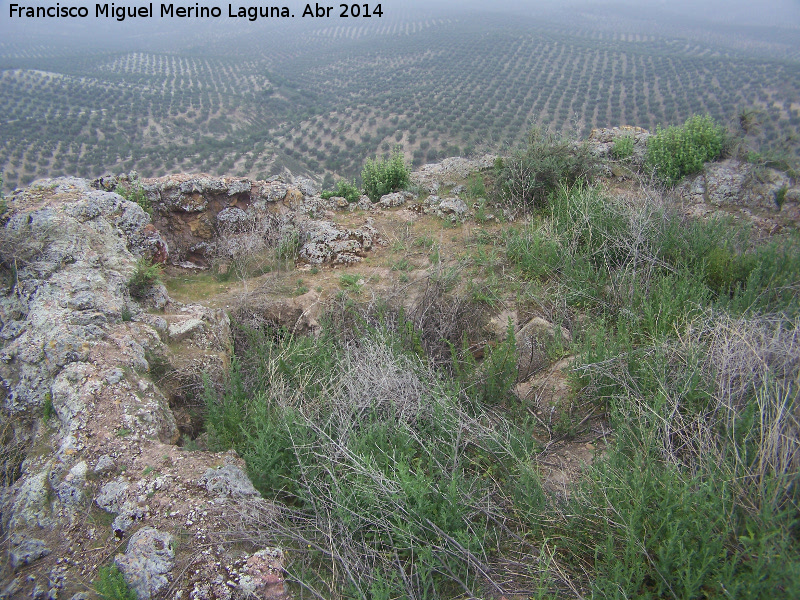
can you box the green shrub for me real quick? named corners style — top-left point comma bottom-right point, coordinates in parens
top-left (205, 317), bottom-right (539, 599)
top-left (320, 178), bottom-right (361, 203)
top-left (465, 171), bottom-right (486, 199)
top-left (42, 392), bottom-right (55, 421)
top-left (127, 257), bottom-right (163, 299)
top-left (95, 564), bottom-right (136, 600)
top-left (361, 147), bottom-right (410, 202)
top-left (561, 312), bottom-right (800, 599)
top-left (338, 273), bottom-right (364, 293)
top-left (775, 185), bottom-right (788, 209)
top-left (494, 127), bottom-right (599, 210)
top-left (646, 115), bottom-right (727, 185)
top-left (275, 230), bottom-right (300, 261)
top-left (116, 180), bottom-right (152, 216)
top-left (611, 134), bottom-right (635, 159)
top-left (505, 223), bottom-right (563, 280)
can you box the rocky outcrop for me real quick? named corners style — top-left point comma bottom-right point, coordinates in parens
top-left (588, 126), bottom-right (651, 169)
top-left (411, 155), bottom-right (496, 194)
top-left (297, 218), bottom-right (385, 265)
top-left (674, 158), bottom-right (800, 234)
top-left (95, 173), bottom-right (389, 269)
top-left (0, 178), bottom-right (284, 600)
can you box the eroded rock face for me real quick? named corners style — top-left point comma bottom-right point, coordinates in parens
top-left (674, 159), bottom-right (800, 235)
top-left (297, 218), bottom-right (384, 265)
top-left (411, 155), bottom-right (496, 194)
top-left (95, 173), bottom-right (388, 268)
top-left (0, 179), bottom-right (283, 600)
top-left (134, 173), bottom-right (297, 266)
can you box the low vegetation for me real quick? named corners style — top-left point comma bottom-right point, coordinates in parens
top-left (493, 127), bottom-right (599, 210)
top-left (645, 114), bottom-right (727, 184)
top-left (321, 179), bottom-right (361, 203)
top-left (127, 257), bottom-right (163, 299)
top-left (116, 180), bottom-right (152, 216)
top-left (94, 564), bottom-right (137, 600)
top-left (361, 147), bottom-right (411, 202)
top-left (611, 133), bottom-right (635, 159)
top-left (202, 138), bottom-right (800, 597)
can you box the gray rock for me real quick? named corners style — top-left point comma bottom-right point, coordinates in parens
top-left (96, 480), bottom-right (129, 513)
top-left (517, 317), bottom-right (572, 381)
top-left (94, 455), bottom-right (116, 474)
top-left (262, 182), bottom-right (289, 202)
top-left (105, 369), bottom-right (125, 385)
top-left (111, 501), bottom-right (144, 536)
top-left (378, 192), bottom-right (407, 208)
top-left (226, 179), bottom-right (252, 196)
top-left (114, 527), bottom-right (175, 600)
top-left (6, 470), bottom-right (53, 531)
top-left (199, 464), bottom-right (260, 498)
top-left (785, 187), bottom-right (800, 203)
top-left (411, 155), bottom-right (496, 193)
top-left (298, 242), bottom-right (332, 264)
top-left (216, 207), bottom-right (250, 228)
top-left (1, 578), bottom-right (21, 598)
top-left (330, 196), bottom-right (349, 209)
top-left (30, 177), bottom-right (91, 195)
top-left (9, 538), bottom-right (50, 571)
top-left (437, 197), bottom-right (468, 217)
top-left (293, 177), bottom-right (318, 196)
top-left (55, 462), bottom-right (87, 509)
top-left (703, 159), bottom-right (790, 210)
top-left (705, 160), bottom-right (751, 206)
top-left (167, 318), bottom-right (205, 343)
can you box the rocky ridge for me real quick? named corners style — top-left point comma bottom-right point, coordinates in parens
top-left (0, 146), bottom-right (797, 599)
top-left (0, 178), bottom-right (286, 600)
top-left (0, 154), bottom-right (496, 599)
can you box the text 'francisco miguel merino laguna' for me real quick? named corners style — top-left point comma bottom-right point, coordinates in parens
top-left (9, 3), bottom-right (384, 20)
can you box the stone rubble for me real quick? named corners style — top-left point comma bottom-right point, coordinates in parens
top-left (0, 178), bottom-right (285, 600)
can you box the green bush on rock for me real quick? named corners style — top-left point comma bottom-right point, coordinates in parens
top-left (646, 114), bottom-right (727, 185)
top-left (320, 178), bottom-right (361, 203)
top-left (494, 127), bottom-right (599, 210)
top-left (361, 147), bottom-right (411, 202)
top-left (127, 257), bottom-right (163, 299)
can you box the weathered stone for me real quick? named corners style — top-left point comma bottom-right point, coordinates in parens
top-left (216, 207), bottom-right (250, 228)
top-left (0, 176), bottom-right (270, 600)
top-left (6, 470), bottom-right (53, 531)
top-left (114, 527), bottom-right (175, 600)
top-left (411, 155), bottom-right (496, 193)
top-left (112, 501), bottom-right (145, 536)
top-left (94, 455), bottom-right (116, 474)
top-left (9, 538), bottom-right (50, 571)
top-left (703, 159), bottom-right (791, 210)
top-left (517, 317), bottom-right (572, 381)
top-left (239, 548), bottom-right (289, 600)
top-left (95, 480), bottom-right (129, 513)
top-left (378, 192), bottom-right (407, 208)
top-left (437, 197), bottom-right (468, 217)
top-left (283, 188), bottom-right (304, 208)
top-left (199, 464), bottom-right (260, 498)
top-left (167, 318), bottom-right (206, 343)
top-left (331, 196), bottom-right (349, 209)
top-left (54, 461), bottom-right (87, 509)
top-left (292, 176), bottom-right (318, 197)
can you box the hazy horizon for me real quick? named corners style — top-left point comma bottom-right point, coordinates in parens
top-left (1, 0), bottom-right (798, 43)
